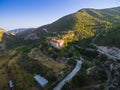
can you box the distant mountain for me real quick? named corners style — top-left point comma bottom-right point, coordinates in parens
top-left (9, 28), bottom-right (34, 35)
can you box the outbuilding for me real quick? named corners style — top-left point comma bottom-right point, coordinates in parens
top-left (34, 74), bottom-right (48, 87)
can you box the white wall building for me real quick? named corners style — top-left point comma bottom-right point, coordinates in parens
top-left (50, 39), bottom-right (64, 48)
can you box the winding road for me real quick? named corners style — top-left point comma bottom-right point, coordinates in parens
top-left (91, 32), bottom-right (120, 90)
top-left (53, 59), bottom-right (83, 90)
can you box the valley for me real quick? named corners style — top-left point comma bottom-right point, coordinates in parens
top-left (0, 6), bottom-right (120, 90)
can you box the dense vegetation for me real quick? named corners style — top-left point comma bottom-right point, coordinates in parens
top-left (94, 25), bottom-right (120, 47)
top-left (62, 57), bottom-right (108, 90)
top-left (30, 6), bottom-right (120, 44)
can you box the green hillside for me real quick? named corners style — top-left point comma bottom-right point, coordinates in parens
top-left (94, 25), bottom-right (120, 48)
top-left (31, 6), bottom-right (120, 43)
top-left (14, 6), bottom-right (120, 46)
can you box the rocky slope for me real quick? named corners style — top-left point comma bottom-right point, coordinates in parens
top-left (9, 28), bottom-right (34, 35)
top-left (0, 28), bottom-right (15, 50)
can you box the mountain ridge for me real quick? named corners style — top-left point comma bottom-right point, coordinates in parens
top-left (19, 6), bottom-right (120, 42)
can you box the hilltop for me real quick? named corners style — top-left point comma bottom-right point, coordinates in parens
top-left (15, 6), bottom-right (120, 44)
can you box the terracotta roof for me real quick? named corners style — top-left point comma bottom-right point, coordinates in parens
top-left (51, 39), bottom-right (64, 43)
top-left (51, 39), bottom-right (58, 43)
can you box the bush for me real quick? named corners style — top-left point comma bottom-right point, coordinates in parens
top-left (72, 70), bottom-right (89, 86)
top-left (47, 74), bottom-right (57, 83)
top-left (97, 70), bottom-right (107, 81)
top-left (109, 87), bottom-right (116, 90)
top-left (82, 60), bottom-right (93, 69)
top-left (62, 82), bottom-right (71, 90)
top-left (67, 59), bottom-right (76, 65)
top-left (99, 85), bottom-right (105, 90)
top-left (95, 60), bottom-right (101, 66)
top-left (99, 54), bottom-right (108, 62)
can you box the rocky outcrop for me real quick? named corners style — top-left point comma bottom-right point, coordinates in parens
top-left (24, 33), bottom-right (39, 40)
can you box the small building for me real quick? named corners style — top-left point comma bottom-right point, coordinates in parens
top-left (50, 39), bottom-right (64, 48)
top-left (8, 80), bottom-right (15, 90)
top-left (34, 74), bottom-right (48, 87)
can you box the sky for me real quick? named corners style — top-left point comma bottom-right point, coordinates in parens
top-left (0, 0), bottom-right (120, 30)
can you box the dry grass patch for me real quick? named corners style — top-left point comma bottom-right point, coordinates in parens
top-left (28, 48), bottom-right (67, 73)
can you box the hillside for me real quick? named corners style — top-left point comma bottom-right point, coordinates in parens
top-left (0, 6), bottom-right (120, 90)
top-left (36, 7), bottom-right (119, 34)
top-left (0, 28), bottom-right (16, 50)
top-left (9, 28), bottom-right (35, 35)
top-left (14, 6), bottom-right (120, 45)
top-left (0, 28), bottom-right (6, 42)
top-left (94, 25), bottom-right (120, 48)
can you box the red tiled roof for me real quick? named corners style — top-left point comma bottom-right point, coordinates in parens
top-left (50, 39), bottom-right (64, 43)
top-left (51, 39), bottom-right (58, 43)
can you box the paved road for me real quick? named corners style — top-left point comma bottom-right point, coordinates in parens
top-left (92, 43), bottom-right (119, 60)
top-left (91, 33), bottom-right (120, 90)
top-left (53, 59), bottom-right (83, 90)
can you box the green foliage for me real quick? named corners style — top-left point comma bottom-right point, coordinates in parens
top-left (47, 74), bottom-right (57, 83)
top-left (95, 60), bottom-right (101, 66)
top-left (109, 87), bottom-right (116, 90)
top-left (1, 86), bottom-right (7, 90)
top-left (10, 46), bottom-right (31, 59)
top-left (62, 82), bottom-right (71, 90)
top-left (95, 25), bottom-right (120, 48)
top-left (99, 85), bottom-right (105, 90)
top-left (24, 74), bottom-right (35, 82)
top-left (33, 7), bottom-right (120, 46)
top-left (16, 46), bottom-right (30, 53)
top-left (67, 59), bottom-right (76, 65)
top-left (82, 59), bottom-right (93, 69)
top-left (99, 54), bottom-right (108, 62)
top-left (76, 46), bottom-right (99, 58)
top-left (72, 69), bottom-right (89, 86)
top-left (6, 36), bottom-right (41, 50)
top-left (18, 54), bottom-right (47, 76)
top-left (97, 70), bottom-right (107, 81)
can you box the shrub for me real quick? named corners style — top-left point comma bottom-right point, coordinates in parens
top-left (99, 54), bottom-right (108, 62)
top-left (62, 82), bottom-right (71, 90)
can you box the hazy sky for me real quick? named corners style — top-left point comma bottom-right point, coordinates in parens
top-left (0, 0), bottom-right (120, 30)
